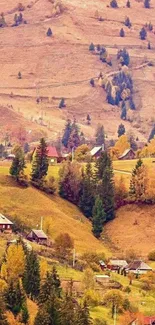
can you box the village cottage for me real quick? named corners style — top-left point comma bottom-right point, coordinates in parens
top-left (27, 229), bottom-right (48, 245)
top-left (126, 260), bottom-right (152, 274)
top-left (0, 214), bottom-right (13, 233)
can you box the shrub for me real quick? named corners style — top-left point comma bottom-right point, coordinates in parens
top-left (18, 3), bottom-right (25, 11)
top-left (148, 250), bottom-right (155, 261)
top-left (110, 0), bottom-right (118, 8)
top-left (120, 28), bottom-right (125, 37)
top-left (117, 48), bottom-right (130, 66)
top-left (83, 289), bottom-right (101, 307)
top-left (148, 41), bottom-right (151, 49)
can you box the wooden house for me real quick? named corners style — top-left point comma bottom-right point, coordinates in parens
top-left (90, 145), bottom-right (104, 159)
top-left (0, 214), bottom-right (13, 233)
top-left (47, 146), bottom-right (59, 164)
top-left (126, 260), bottom-right (152, 274)
top-left (107, 259), bottom-right (128, 271)
top-left (118, 148), bottom-right (135, 160)
top-left (95, 275), bottom-right (110, 284)
top-left (27, 229), bottom-right (48, 245)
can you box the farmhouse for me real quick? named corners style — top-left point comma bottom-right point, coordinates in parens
top-left (0, 214), bottom-right (13, 233)
top-left (47, 146), bottom-right (59, 164)
top-left (107, 259), bottom-right (128, 271)
top-left (118, 148), bottom-right (135, 160)
top-left (126, 260), bottom-right (152, 274)
top-left (90, 144), bottom-right (104, 159)
top-left (27, 229), bottom-right (48, 245)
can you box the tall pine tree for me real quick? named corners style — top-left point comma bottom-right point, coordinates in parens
top-left (95, 152), bottom-right (115, 222)
top-left (23, 250), bottom-right (40, 300)
top-left (92, 196), bottom-right (106, 238)
top-left (79, 162), bottom-right (95, 218)
top-left (95, 125), bottom-right (105, 146)
top-left (31, 138), bottom-right (49, 183)
top-left (9, 146), bottom-right (26, 181)
top-left (0, 295), bottom-right (8, 325)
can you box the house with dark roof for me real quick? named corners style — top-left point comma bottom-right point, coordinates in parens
top-left (27, 229), bottom-right (48, 245)
top-left (118, 148), bottom-right (135, 160)
top-left (126, 260), bottom-right (152, 274)
top-left (47, 146), bottom-right (59, 164)
top-left (0, 214), bottom-right (13, 233)
top-left (90, 145), bottom-right (104, 159)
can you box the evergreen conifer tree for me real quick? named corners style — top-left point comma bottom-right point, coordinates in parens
top-left (9, 146), bottom-right (26, 181)
top-left (21, 304), bottom-right (29, 324)
top-left (5, 280), bottom-right (26, 316)
top-left (121, 101), bottom-right (127, 120)
top-left (92, 196), bottom-right (105, 238)
top-left (117, 123), bottom-right (125, 137)
top-left (126, 0), bottom-right (130, 7)
top-left (31, 138), bottom-right (49, 183)
top-left (148, 125), bottom-right (155, 141)
top-left (79, 162), bottom-right (95, 218)
top-left (89, 43), bottom-right (95, 51)
top-left (39, 267), bottom-right (61, 305)
top-left (144, 0), bottom-right (150, 8)
top-left (34, 308), bottom-right (50, 325)
top-left (47, 28), bottom-right (52, 37)
top-left (23, 250), bottom-right (40, 300)
top-left (140, 27), bottom-right (147, 40)
top-left (62, 119), bottom-right (72, 148)
top-left (120, 28), bottom-right (125, 37)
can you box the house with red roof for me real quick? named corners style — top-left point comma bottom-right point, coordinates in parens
top-left (143, 316), bottom-right (155, 325)
top-left (47, 146), bottom-right (59, 164)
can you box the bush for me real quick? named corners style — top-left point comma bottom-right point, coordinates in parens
top-left (148, 250), bottom-right (155, 261)
top-left (83, 289), bottom-right (101, 307)
top-left (18, 71), bottom-right (22, 79)
top-left (110, 0), bottom-right (118, 8)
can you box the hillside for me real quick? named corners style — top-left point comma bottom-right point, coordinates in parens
top-left (105, 204), bottom-right (155, 257)
top-left (0, 172), bottom-right (108, 254)
top-left (0, 0), bottom-right (155, 142)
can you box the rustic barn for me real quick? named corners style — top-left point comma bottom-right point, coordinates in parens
top-left (126, 260), bottom-right (152, 274)
top-left (27, 229), bottom-right (48, 245)
top-left (90, 145), bottom-right (104, 159)
top-left (0, 214), bottom-right (13, 233)
top-left (118, 148), bottom-right (135, 160)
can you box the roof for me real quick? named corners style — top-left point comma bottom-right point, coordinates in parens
top-left (109, 259), bottom-right (128, 267)
top-left (95, 275), bottom-right (109, 278)
top-left (144, 316), bottom-right (155, 325)
top-left (28, 229), bottom-right (48, 239)
top-left (90, 146), bottom-right (102, 156)
top-left (127, 260), bottom-right (152, 271)
top-left (99, 260), bottom-right (106, 266)
top-left (47, 146), bottom-right (59, 158)
top-left (0, 214), bottom-right (13, 225)
top-left (119, 148), bottom-right (135, 159)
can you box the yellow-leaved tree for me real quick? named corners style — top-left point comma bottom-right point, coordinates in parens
top-left (1, 244), bottom-right (25, 282)
top-left (114, 135), bottom-right (130, 157)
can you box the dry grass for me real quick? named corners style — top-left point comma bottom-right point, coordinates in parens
top-left (0, 0), bottom-right (154, 142)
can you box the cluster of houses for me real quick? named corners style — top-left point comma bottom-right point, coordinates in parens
top-left (4, 143), bottom-right (136, 164)
top-left (99, 258), bottom-right (153, 275)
